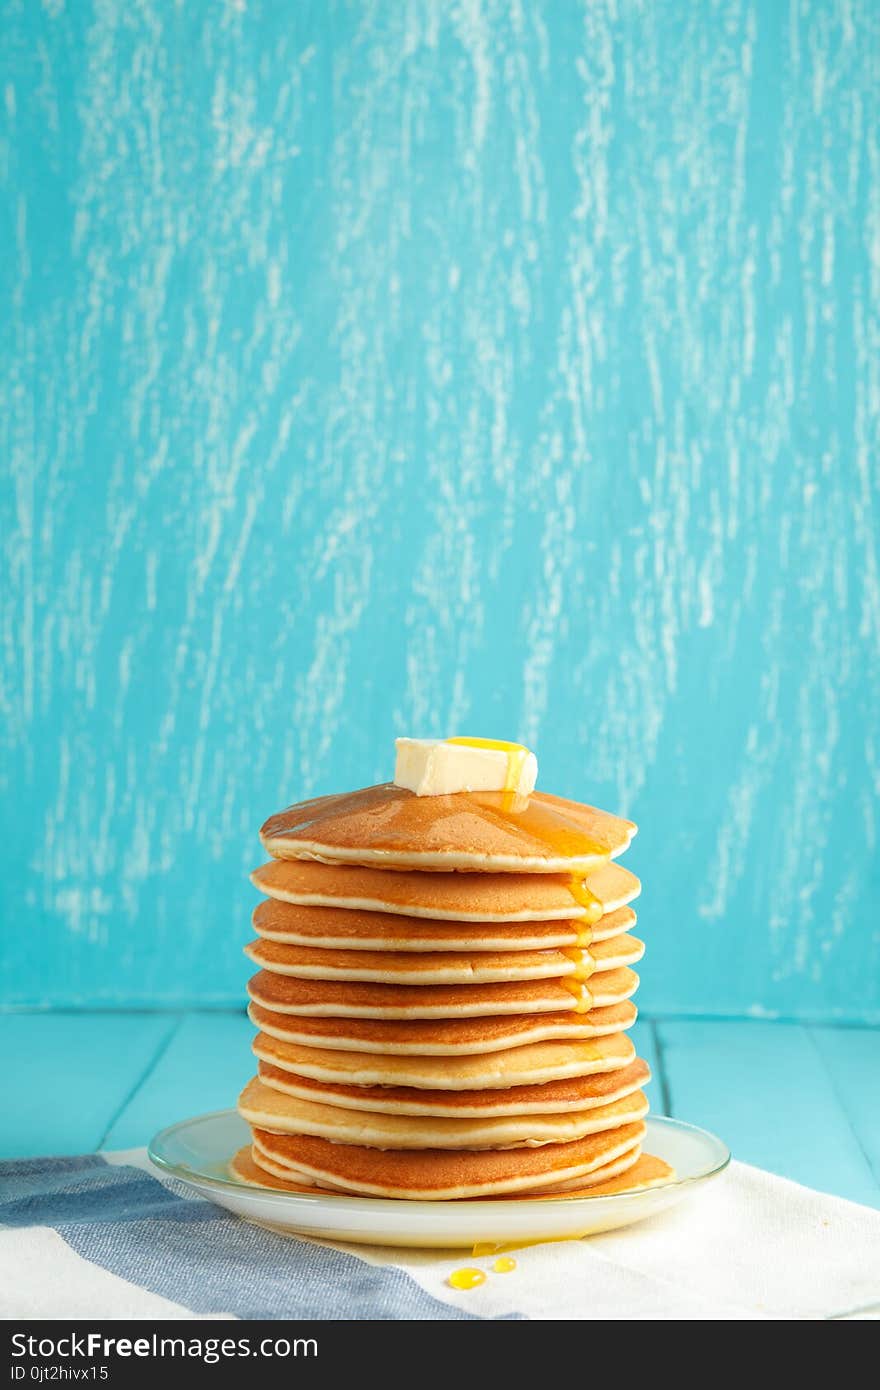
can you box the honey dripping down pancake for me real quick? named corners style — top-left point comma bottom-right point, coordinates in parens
top-left (247, 967), bottom-right (639, 1019)
top-left (251, 897), bottom-right (638, 951)
top-left (247, 1001), bottom-right (639, 1053)
top-left (243, 932), bottom-right (645, 985)
top-left (250, 859), bottom-right (641, 925)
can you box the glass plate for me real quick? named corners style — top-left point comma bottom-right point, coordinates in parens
top-left (148, 1111), bottom-right (729, 1248)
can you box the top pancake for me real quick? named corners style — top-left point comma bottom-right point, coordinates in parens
top-left (260, 783), bottom-right (636, 873)
top-left (251, 858), bottom-right (641, 924)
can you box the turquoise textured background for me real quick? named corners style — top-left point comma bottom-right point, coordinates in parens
top-left (2, 1), bottom-right (878, 1019)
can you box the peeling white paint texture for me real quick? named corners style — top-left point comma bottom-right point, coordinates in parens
top-left (0, 1), bottom-right (877, 1017)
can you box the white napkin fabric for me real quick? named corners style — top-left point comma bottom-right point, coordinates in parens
top-left (1, 1149), bottom-right (877, 1320)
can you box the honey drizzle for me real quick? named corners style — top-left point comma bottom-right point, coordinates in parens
top-left (568, 874), bottom-right (604, 923)
top-left (447, 741), bottom-right (614, 865)
top-left (448, 1267), bottom-right (486, 1290)
top-left (267, 773), bottom-right (617, 865)
top-left (435, 756), bottom-right (607, 1000)
top-left (574, 921), bottom-right (594, 948)
top-left (561, 946), bottom-right (596, 981)
top-left (560, 977), bottom-right (593, 1012)
top-left (562, 873), bottom-right (600, 1008)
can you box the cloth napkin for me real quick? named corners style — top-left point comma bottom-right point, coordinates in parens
top-left (1, 1148), bottom-right (878, 1321)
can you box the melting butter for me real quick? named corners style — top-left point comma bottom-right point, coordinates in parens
top-left (447, 737), bottom-right (530, 797)
top-left (395, 737), bottom-right (537, 798)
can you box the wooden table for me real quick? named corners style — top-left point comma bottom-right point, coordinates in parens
top-left (4, 1013), bottom-right (878, 1210)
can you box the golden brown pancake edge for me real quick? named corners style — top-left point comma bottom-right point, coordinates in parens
top-left (260, 784), bottom-right (636, 873)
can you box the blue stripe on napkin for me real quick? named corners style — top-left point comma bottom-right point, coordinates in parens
top-left (0, 1156), bottom-right (487, 1320)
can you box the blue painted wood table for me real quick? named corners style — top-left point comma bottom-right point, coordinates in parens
top-left (3, 1013), bottom-right (878, 1211)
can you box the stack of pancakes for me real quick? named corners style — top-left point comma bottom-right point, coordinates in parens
top-left (232, 784), bottom-right (672, 1200)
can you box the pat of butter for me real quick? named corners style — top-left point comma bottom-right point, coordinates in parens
top-left (394, 737), bottom-right (538, 798)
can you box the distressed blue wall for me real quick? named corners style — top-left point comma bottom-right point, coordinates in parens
top-left (2, 1), bottom-right (878, 1019)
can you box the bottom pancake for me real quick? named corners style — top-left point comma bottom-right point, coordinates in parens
top-left (250, 1121), bottom-right (646, 1199)
top-left (487, 1151), bottom-right (673, 1198)
top-left (244, 1145), bottom-right (645, 1195)
top-left (230, 1144), bottom-right (672, 1199)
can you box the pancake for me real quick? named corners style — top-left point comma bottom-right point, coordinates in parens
top-left (251, 858), bottom-right (641, 924)
top-left (256, 1056), bottom-right (651, 1115)
top-left (251, 1132), bottom-right (646, 1198)
top-left (248, 1001), bottom-right (638, 1053)
top-left (252, 897), bottom-right (638, 952)
top-left (242, 1146), bottom-right (650, 1197)
top-left (230, 1144), bottom-right (668, 1200)
top-left (520, 1152), bottom-right (673, 1195)
top-left (247, 967), bottom-right (639, 1018)
top-left (251, 1122), bottom-right (647, 1199)
top-left (244, 933), bottom-right (645, 985)
top-left (486, 1150), bottom-right (675, 1197)
top-left (231, 1147), bottom-right (332, 1195)
top-left (238, 1077), bottom-right (648, 1150)
top-left (527, 1152), bottom-right (673, 1197)
top-left (252, 1029), bottom-right (638, 1088)
top-left (260, 783), bottom-right (636, 873)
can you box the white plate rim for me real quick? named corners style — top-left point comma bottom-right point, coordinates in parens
top-left (148, 1110), bottom-right (730, 1214)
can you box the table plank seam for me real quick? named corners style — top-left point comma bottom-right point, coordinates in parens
top-left (97, 1015), bottom-right (182, 1150)
top-left (648, 1019), bottom-right (672, 1115)
top-left (806, 1025), bottom-right (880, 1192)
